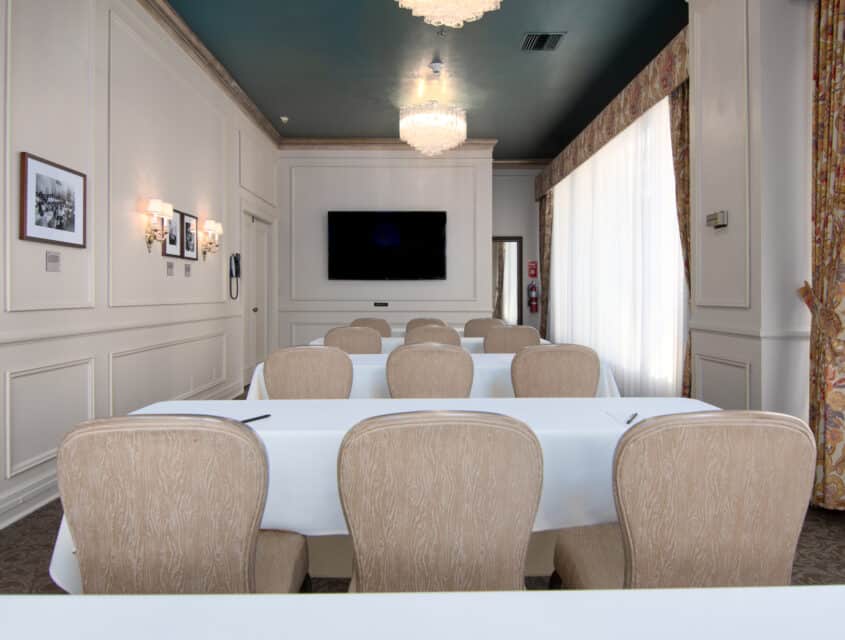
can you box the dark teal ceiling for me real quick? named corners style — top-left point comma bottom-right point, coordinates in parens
top-left (169, 0), bottom-right (688, 159)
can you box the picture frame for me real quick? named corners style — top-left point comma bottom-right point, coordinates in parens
top-left (181, 211), bottom-right (198, 261)
top-left (163, 210), bottom-right (182, 257)
top-left (20, 152), bottom-right (86, 248)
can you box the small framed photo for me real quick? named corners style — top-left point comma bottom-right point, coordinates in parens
top-left (181, 212), bottom-right (198, 261)
top-left (163, 210), bottom-right (182, 257)
top-left (20, 152), bottom-right (86, 248)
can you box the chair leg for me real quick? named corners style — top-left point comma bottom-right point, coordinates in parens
top-left (548, 571), bottom-right (562, 590)
top-left (299, 574), bottom-right (313, 593)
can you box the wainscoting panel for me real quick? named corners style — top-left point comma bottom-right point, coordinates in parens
top-left (110, 333), bottom-right (226, 415)
top-left (5, 357), bottom-right (95, 479)
top-left (694, 354), bottom-right (751, 411)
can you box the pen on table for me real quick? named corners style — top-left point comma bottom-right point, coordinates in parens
top-left (241, 414), bottom-right (271, 424)
top-left (625, 412), bottom-right (638, 425)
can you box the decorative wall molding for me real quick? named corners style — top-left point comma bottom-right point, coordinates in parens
top-left (689, 324), bottom-right (810, 340)
top-left (281, 138), bottom-right (498, 151)
top-left (3, 0), bottom-right (97, 312)
top-left (4, 357), bottom-right (95, 479)
top-left (135, 0), bottom-right (282, 146)
top-left (690, 0), bottom-right (751, 308)
top-left (693, 353), bottom-right (751, 410)
top-left (492, 159), bottom-right (550, 168)
top-left (108, 332), bottom-right (227, 415)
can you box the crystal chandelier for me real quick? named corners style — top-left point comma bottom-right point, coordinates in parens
top-left (395, 0), bottom-right (503, 29)
top-left (400, 101), bottom-right (467, 156)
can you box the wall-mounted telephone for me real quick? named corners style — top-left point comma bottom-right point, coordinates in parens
top-left (229, 252), bottom-right (241, 300)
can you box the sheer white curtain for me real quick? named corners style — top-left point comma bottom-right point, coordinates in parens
top-left (549, 97), bottom-right (685, 396)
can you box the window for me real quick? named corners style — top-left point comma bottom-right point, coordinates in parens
top-left (549, 97), bottom-right (685, 396)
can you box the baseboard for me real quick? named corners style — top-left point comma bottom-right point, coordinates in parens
top-left (0, 472), bottom-right (59, 530)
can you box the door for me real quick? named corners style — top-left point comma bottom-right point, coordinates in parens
top-left (243, 214), bottom-right (271, 377)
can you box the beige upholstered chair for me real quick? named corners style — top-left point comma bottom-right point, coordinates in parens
top-left (264, 346), bottom-right (352, 399)
top-left (338, 411), bottom-right (543, 592)
top-left (406, 317), bottom-right (447, 333)
top-left (484, 326), bottom-right (541, 353)
top-left (404, 324), bottom-right (461, 346)
top-left (552, 411), bottom-right (815, 590)
top-left (387, 344), bottom-right (473, 398)
top-left (463, 317), bottom-right (506, 338)
top-left (324, 326), bottom-right (382, 354)
top-left (351, 317), bottom-right (392, 337)
top-left (511, 344), bottom-right (600, 397)
top-left (57, 415), bottom-right (308, 594)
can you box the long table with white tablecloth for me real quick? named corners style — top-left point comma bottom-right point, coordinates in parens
top-left (2, 586), bottom-right (838, 639)
top-left (309, 336), bottom-right (550, 353)
top-left (246, 353), bottom-right (621, 400)
top-left (49, 397), bottom-right (714, 593)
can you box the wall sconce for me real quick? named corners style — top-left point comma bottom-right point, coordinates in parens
top-left (201, 219), bottom-right (223, 260)
top-left (144, 199), bottom-right (174, 253)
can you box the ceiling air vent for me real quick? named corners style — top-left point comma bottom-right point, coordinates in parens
top-left (521, 32), bottom-right (565, 52)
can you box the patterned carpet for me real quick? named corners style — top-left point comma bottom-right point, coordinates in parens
top-left (1, 500), bottom-right (843, 593)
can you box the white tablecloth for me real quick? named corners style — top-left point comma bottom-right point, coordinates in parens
top-left (2, 586), bottom-right (838, 639)
top-left (50, 397), bottom-right (714, 593)
top-left (247, 353), bottom-right (620, 400)
top-left (309, 336), bottom-right (550, 353)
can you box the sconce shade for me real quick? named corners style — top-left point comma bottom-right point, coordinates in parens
top-left (160, 202), bottom-right (174, 220)
top-left (147, 198), bottom-right (163, 215)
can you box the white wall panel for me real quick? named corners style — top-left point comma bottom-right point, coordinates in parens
top-left (239, 131), bottom-right (277, 206)
top-left (110, 333), bottom-right (226, 416)
top-left (5, 0), bottom-right (95, 310)
top-left (108, 11), bottom-right (227, 307)
top-left (5, 357), bottom-right (94, 478)
top-left (691, 0), bottom-right (750, 308)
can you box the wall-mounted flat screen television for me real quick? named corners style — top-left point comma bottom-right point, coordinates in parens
top-left (328, 211), bottom-right (446, 280)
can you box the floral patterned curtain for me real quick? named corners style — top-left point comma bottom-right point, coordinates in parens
top-left (535, 28), bottom-right (688, 200)
top-left (670, 80), bottom-right (692, 398)
top-left (492, 241), bottom-right (505, 320)
top-left (538, 190), bottom-right (553, 339)
top-left (799, 0), bottom-right (845, 510)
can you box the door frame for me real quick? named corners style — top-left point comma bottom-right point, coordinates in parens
top-left (241, 196), bottom-right (278, 382)
top-left (492, 235), bottom-right (523, 325)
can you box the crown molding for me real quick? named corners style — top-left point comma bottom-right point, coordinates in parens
top-left (279, 138), bottom-right (499, 152)
top-left (493, 159), bottom-right (551, 168)
top-left (136, 0), bottom-right (283, 146)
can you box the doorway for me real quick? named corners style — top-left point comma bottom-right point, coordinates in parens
top-left (243, 213), bottom-right (272, 378)
top-left (492, 236), bottom-right (523, 325)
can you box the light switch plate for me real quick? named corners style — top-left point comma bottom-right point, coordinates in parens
top-left (45, 251), bottom-right (61, 272)
top-left (166, 261), bottom-right (174, 276)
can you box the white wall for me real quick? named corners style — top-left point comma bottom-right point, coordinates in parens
top-left (492, 167), bottom-right (542, 329)
top-left (277, 145), bottom-right (494, 344)
top-left (689, 0), bottom-right (812, 418)
top-left (0, 0), bottom-right (279, 527)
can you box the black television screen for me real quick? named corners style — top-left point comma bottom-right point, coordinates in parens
top-left (328, 211), bottom-right (446, 280)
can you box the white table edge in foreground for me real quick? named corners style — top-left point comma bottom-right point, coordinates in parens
top-left (0, 586), bottom-right (838, 639)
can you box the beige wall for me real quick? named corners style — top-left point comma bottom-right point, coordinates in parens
top-left (276, 146), bottom-right (494, 343)
top-left (0, 0), bottom-right (279, 527)
top-left (689, 0), bottom-right (812, 418)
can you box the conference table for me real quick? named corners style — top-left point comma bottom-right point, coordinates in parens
top-left (246, 353), bottom-right (621, 400)
top-left (2, 586), bottom-right (838, 639)
top-left (49, 396), bottom-right (714, 594)
top-left (309, 336), bottom-right (550, 354)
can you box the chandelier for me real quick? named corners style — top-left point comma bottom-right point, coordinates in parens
top-left (400, 101), bottom-right (467, 156)
top-left (395, 0), bottom-right (503, 29)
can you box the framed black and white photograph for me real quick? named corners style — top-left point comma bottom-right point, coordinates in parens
top-left (20, 152), bottom-right (86, 248)
top-left (163, 210), bottom-right (182, 257)
top-left (181, 212), bottom-right (198, 260)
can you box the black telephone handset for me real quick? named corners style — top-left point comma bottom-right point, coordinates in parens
top-left (229, 253), bottom-right (241, 299)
